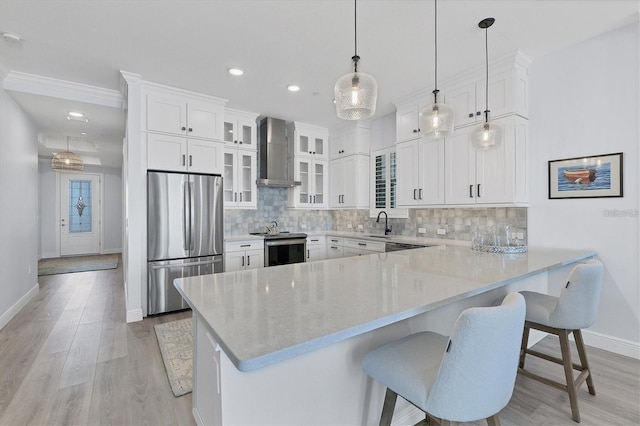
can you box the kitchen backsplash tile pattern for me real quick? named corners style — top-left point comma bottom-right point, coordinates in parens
top-left (225, 188), bottom-right (527, 242)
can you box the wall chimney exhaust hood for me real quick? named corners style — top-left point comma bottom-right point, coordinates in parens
top-left (256, 117), bottom-right (301, 187)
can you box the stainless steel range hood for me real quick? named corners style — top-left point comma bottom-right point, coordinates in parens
top-left (256, 117), bottom-right (301, 187)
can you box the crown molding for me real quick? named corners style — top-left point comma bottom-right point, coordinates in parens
top-left (2, 71), bottom-right (123, 109)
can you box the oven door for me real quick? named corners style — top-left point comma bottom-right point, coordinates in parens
top-left (265, 238), bottom-right (307, 267)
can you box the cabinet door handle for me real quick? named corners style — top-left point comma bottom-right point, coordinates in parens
top-left (412, 129), bottom-right (418, 133)
top-left (330, 246), bottom-right (338, 249)
top-left (469, 185), bottom-right (474, 198)
top-left (419, 188), bottom-right (423, 200)
top-left (307, 249), bottom-right (310, 259)
top-left (358, 243), bottom-right (367, 246)
top-left (468, 113), bottom-right (473, 118)
top-left (477, 184), bottom-right (481, 198)
top-left (189, 155), bottom-right (192, 167)
top-left (309, 151), bottom-right (313, 154)
top-left (240, 244), bottom-right (250, 247)
top-left (240, 193), bottom-right (243, 202)
top-left (182, 154), bottom-right (186, 166)
top-left (476, 111), bottom-right (481, 116)
top-left (239, 141), bottom-right (243, 144)
top-left (313, 195), bottom-right (316, 203)
top-left (235, 192), bottom-right (237, 202)
top-left (309, 195), bottom-right (312, 203)
top-left (181, 126), bottom-right (186, 131)
top-left (188, 127), bottom-right (193, 132)
top-left (413, 189), bottom-right (417, 200)
top-left (241, 256), bottom-right (245, 267)
top-left (247, 255), bottom-right (251, 266)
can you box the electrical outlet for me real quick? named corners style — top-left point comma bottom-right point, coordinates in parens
top-left (515, 232), bottom-right (524, 240)
top-left (347, 223), bottom-right (353, 229)
top-left (437, 228), bottom-right (446, 235)
top-left (418, 227), bottom-right (426, 234)
top-left (357, 224), bottom-right (364, 232)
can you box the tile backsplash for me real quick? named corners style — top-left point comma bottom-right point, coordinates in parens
top-left (225, 187), bottom-right (527, 242)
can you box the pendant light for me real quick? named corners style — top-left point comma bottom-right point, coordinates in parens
top-left (334, 0), bottom-right (378, 120)
top-left (420, 0), bottom-right (454, 139)
top-left (52, 137), bottom-right (84, 172)
top-left (473, 17), bottom-right (501, 150)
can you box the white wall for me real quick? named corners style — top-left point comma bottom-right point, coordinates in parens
top-left (39, 163), bottom-right (123, 258)
top-left (0, 80), bottom-right (40, 329)
top-left (528, 22), bottom-right (639, 349)
top-left (370, 112), bottom-right (396, 151)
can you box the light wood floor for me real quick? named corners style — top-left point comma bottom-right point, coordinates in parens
top-left (0, 262), bottom-right (638, 425)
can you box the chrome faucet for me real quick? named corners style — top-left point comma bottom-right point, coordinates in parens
top-left (376, 211), bottom-right (392, 235)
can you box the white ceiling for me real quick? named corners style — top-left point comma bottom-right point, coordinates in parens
top-left (0, 0), bottom-right (638, 168)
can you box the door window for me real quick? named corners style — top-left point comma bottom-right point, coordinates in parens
top-left (68, 179), bottom-right (93, 233)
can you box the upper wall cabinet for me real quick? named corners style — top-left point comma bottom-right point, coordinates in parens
top-left (395, 97), bottom-right (430, 143)
top-left (396, 137), bottom-right (445, 206)
top-left (147, 133), bottom-right (224, 174)
top-left (287, 122), bottom-right (328, 159)
top-left (444, 68), bottom-right (528, 128)
top-left (329, 121), bottom-right (371, 160)
top-left (223, 109), bottom-right (258, 149)
top-left (144, 86), bottom-right (226, 140)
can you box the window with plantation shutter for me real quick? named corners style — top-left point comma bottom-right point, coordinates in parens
top-left (370, 147), bottom-right (408, 218)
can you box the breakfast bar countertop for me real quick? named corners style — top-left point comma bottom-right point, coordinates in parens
top-left (175, 245), bottom-right (596, 372)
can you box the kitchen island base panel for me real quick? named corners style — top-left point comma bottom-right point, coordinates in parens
top-left (191, 273), bottom-right (549, 426)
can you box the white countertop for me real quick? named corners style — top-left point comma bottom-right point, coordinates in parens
top-left (175, 245), bottom-right (595, 372)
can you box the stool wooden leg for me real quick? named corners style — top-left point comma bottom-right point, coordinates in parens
top-left (379, 388), bottom-right (397, 426)
top-left (573, 329), bottom-right (596, 396)
top-left (519, 325), bottom-right (530, 368)
top-left (559, 329), bottom-right (580, 422)
top-left (487, 414), bottom-right (501, 426)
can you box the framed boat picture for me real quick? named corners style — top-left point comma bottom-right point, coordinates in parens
top-left (549, 152), bottom-right (622, 199)
top-left (549, 152), bottom-right (623, 199)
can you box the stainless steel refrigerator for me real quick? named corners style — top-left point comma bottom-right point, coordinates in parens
top-left (147, 171), bottom-right (224, 315)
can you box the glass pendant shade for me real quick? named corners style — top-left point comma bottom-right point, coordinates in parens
top-left (334, 71), bottom-right (378, 120)
top-left (52, 151), bottom-right (85, 171)
top-left (419, 100), bottom-right (454, 138)
top-left (473, 121), bottom-right (501, 150)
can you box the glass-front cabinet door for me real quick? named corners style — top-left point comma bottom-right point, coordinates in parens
top-left (223, 149), bottom-right (256, 209)
top-left (313, 162), bottom-right (325, 205)
top-left (224, 110), bottom-right (257, 148)
top-left (298, 159), bottom-right (310, 205)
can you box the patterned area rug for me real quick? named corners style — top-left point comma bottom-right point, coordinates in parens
top-left (38, 253), bottom-right (119, 275)
top-left (154, 318), bottom-right (193, 397)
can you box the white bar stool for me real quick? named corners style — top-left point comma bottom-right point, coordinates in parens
top-left (519, 259), bottom-right (604, 423)
top-left (362, 293), bottom-right (526, 426)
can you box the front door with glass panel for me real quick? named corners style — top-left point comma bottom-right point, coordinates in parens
top-left (60, 173), bottom-right (101, 256)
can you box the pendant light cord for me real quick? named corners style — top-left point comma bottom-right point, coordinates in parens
top-left (434, 0), bottom-right (438, 95)
top-left (353, 0), bottom-right (359, 72)
top-left (484, 25), bottom-right (489, 123)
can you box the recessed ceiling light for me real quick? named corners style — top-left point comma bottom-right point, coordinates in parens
top-left (287, 85), bottom-right (301, 92)
top-left (68, 111), bottom-right (84, 118)
top-left (67, 116), bottom-right (88, 123)
top-left (228, 67), bottom-right (244, 76)
top-left (81, 132), bottom-right (87, 135)
top-left (1, 31), bottom-right (23, 42)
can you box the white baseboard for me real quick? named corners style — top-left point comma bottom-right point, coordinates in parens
top-left (101, 248), bottom-right (122, 255)
top-left (39, 252), bottom-right (58, 260)
top-left (126, 308), bottom-right (143, 323)
top-left (581, 329), bottom-right (640, 360)
top-left (0, 283), bottom-right (39, 331)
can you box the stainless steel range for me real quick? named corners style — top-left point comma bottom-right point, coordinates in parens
top-left (250, 231), bottom-right (307, 267)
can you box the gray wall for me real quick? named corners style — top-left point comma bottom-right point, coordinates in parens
top-left (0, 82), bottom-right (39, 326)
top-left (528, 22), bottom-right (639, 344)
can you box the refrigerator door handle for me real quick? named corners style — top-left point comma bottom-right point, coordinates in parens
top-left (183, 181), bottom-right (189, 251)
top-left (189, 181), bottom-right (195, 251)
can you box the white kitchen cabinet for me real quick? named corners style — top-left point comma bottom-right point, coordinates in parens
top-left (223, 149), bottom-right (257, 208)
top-left (395, 101), bottom-right (426, 143)
top-left (329, 121), bottom-right (370, 160)
top-left (288, 158), bottom-right (328, 209)
top-left (287, 122), bottom-right (328, 159)
top-left (223, 109), bottom-right (258, 149)
top-left (306, 236), bottom-right (326, 262)
top-left (326, 236), bottom-right (344, 259)
top-left (329, 155), bottom-right (369, 209)
top-left (193, 316), bottom-right (222, 426)
top-left (343, 238), bottom-right (385, 257)
top-left (396, 138), bottom-right (445, 206)
top-left (147, 133), bottom-right (224, 174)
top-left (445, 68), bottom-right (528, 129)
top-left (146, 91), bottom-right (225, 140)
top-left (224, 240), bottom-right (264, 272)
top-left (444, 116), bottom-right (528, 205)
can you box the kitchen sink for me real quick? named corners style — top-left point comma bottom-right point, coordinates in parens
top-left (384, 242), bottom-right (435, 252)
top-left (366, 235), bottom-right (390, 239)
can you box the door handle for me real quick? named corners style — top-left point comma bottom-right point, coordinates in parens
top-left (235, 192), bottom-right (237, 202)
top-left (477, 184), bottom-right (481, 198)
top-left (419, 188), bottom-right (423, 200)
top-left (413, 189), bottom-right (417, 200)
top-left (189, 155), bottom-right (193, 167)
top-left (241, 256), bottom-right (245, 267)
top-left (182, 154), bottom-right (186, 166)
top-left (307, 249), bottom-right (310, 259)
top-left (469, 184), bottom-right (474, 198)
top-left (313, 195), bottom-right (316, 203)
top-left (189, 181), bottom-right (195, 251)
top-left (239, 192), bottom-right (243, 202)
top-left (247, 255), bottom-right (251, 266)
top-left (183, 181), bottom-right (189, 250)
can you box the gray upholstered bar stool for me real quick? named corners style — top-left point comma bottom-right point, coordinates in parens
top-left (362, 293), bottom-right (526, 426)
top-left (519, 259), bottom-right (604, 423)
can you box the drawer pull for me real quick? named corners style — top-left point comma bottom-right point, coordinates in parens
top-left (240, 244), bottom-right (250, 247)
